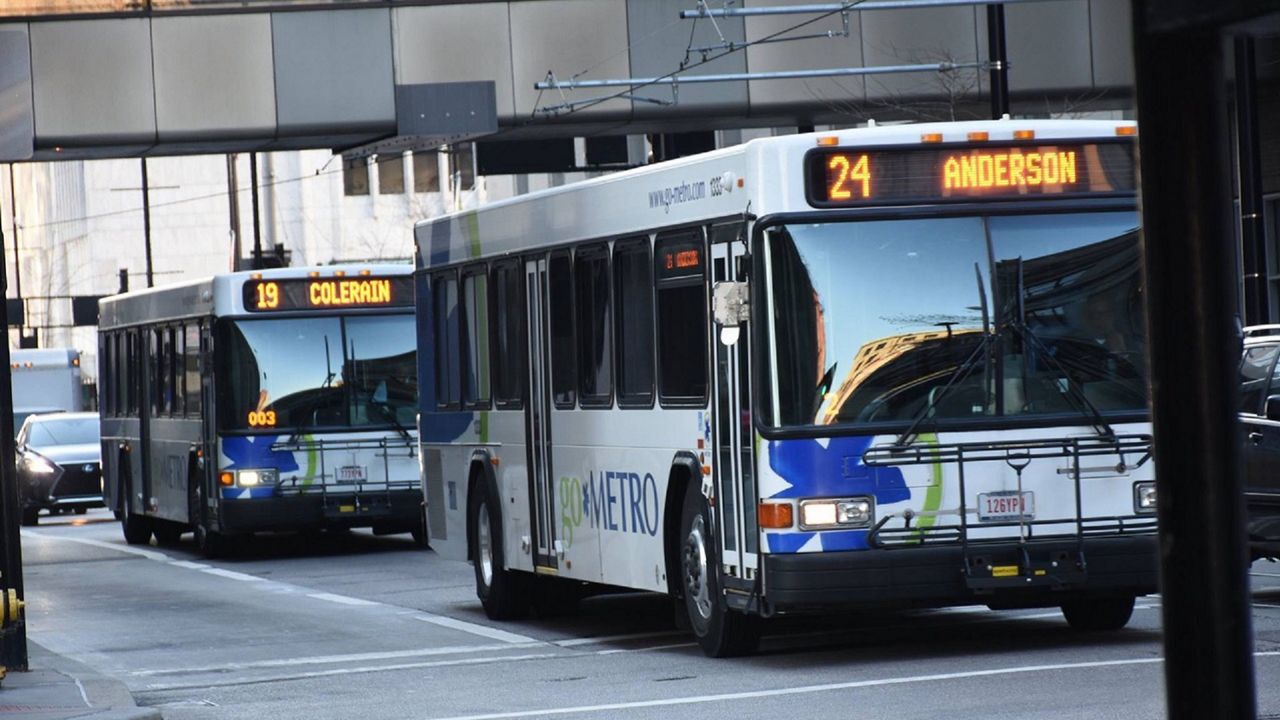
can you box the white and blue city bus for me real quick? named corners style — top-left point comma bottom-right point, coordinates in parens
top-left (98, 264), bottom-right (423, 557)
top-left (415, 119), bottom-right (1158, 656)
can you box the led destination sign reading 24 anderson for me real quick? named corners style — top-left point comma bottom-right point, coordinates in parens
top-left (244, 276), bottom-right (413, 312)
top-left (806, 140), bottom-right (1135, 207)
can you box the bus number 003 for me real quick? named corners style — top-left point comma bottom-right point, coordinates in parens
top-left (828, 153), bottom-right (871, 200)
top-left (254, 282), bottom-right (280, 309)
top-left (247, 410), bottom-right (277, 427)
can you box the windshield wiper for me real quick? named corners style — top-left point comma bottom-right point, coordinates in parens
top-left (373, 401), bottom-right (412, 442)
top-left (894, 264), bottom-right (993, 449)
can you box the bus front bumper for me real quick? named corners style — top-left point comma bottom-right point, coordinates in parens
top-left (761, 535), bottom-right (1159, 612)
top-left (218, 489), bottom-right (423, 534)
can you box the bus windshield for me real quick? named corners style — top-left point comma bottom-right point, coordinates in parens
top-left (761, 211), bottom-right (1146, 429)
top-left (217, 314), bottom-right (417, 433)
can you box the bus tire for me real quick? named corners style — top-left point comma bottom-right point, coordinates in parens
top-left (1060, 595), bottom-right (1136, 631)
top-left (120, 477), bottom-right (152, 546)
top-left (680, 482), bottom-right (760, 657)
top-left (189, 469), bottom-right (225, 559)
top-left (469, 480), bottom-right (529, 620)
top-left (410, 504), bottom-right (430, 549)
top-left (21, 506), bottom-right (38, 527)
top-left (153, 522), bottom-right (183, 545)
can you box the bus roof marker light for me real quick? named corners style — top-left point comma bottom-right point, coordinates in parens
top-left (308, 271), bottom-right (320, 278)
top-left (1116, 126), bottom-right (1137, 136)
top-left (1013, 130), bottom-right (1035, 140)
top-left (359, 269), bottom-right (372, 276)
top-left (816, 136), bottom-right (839, 146)
top-left (921, 133), bottom-right (943, 143)
top-left (967, 131), bottom-right (989, 142)
top-left (334, 270), bottom-right (346, 277)
top-left (251, 273), bottom-right (263, 280)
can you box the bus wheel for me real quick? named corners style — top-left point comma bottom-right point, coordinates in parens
top-left (680, 482), bottom-right (760, 657)
top-left (470, 481), bottom-right (529, 620)
top-left (1061, 595), bottom-right (1136, 631)
top-left (120, 479), bottom-right (152, 545)
top-left (410, 505), bottom-right (430, 549)
top-left (153, 522), bottom-right (183, 545)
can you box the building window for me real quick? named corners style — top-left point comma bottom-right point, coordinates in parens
top-left (413, 150), bottom-right (440, 193)
top-left (377, 153), bottom-right (405, 194)
top-left (450, 143), bottom-right (476, 191)
top-left (344, 157), bottom-right (369, 196)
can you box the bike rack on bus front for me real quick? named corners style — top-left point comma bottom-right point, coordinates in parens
top-left (269, 436), bottom-right (418, 519)
top-left (862, 434), bottom-right (1156, 591)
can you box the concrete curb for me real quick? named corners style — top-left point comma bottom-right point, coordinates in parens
top-left (27, 642), bottom-right (161, 720)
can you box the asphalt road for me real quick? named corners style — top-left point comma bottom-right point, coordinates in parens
top-left (20, 508), bottom-right (1280, 720)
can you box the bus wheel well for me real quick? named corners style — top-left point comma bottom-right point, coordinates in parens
top-left (466, 460), bottom-right (487, 564)
top-left (664, 465), bottom-right (694, 599)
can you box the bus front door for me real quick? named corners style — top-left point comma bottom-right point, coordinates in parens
top-left (711, 226), bottom-right (759, 587)
top-left (524, 257), bottom-right (558, 572)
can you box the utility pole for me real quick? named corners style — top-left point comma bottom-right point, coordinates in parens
top-left (140, 159), bottom-right (153, 288)
top-left (227, 154), bottom-right (241, 271)
top-left (986, 3), bottom-right (1010, 118)
top-left (0, 177), bottom-right (28, 672)
top-left (1235, 37), bottom-right (1267, 326)
top-left (249, 153), bottom-right (263, 270)
top-left (7, 165), bottom-right (20, 330)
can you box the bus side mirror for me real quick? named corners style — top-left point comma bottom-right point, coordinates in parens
top-left (713, 281), bottom-right (749, 346)
top-left (1266, 395), bottom-right (1280, 422)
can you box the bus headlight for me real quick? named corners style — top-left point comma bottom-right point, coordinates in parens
top-left (799, 497), bottom-right (874, 530)
top-left (237, 469), bottom-right (279, 488)
top-left (1134, 482), bottom-right (1156, 514)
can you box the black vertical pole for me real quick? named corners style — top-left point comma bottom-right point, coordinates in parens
top-left (986, 3), bottom-right (1010, 119)
top-left (249, 153), bottom-right (263, 269)
top-left (1236, 37), bottom-right (1268, 327)
top-left (0, 181), bottom-right (28, 672)
top-left (140, 158), bottom-right (153, 288)
top-left (1132, 11), bottom-right (1256, 719)
top-left (7, 165), bottom-right (20, 329)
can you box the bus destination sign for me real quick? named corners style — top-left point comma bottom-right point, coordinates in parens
top-left (806, 141), bottom-right (1135, 207)
top-left (244, 276), bottom-right (413, 312)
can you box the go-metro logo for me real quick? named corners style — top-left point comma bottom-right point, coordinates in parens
top-left (560, 471), bottom-right (662, 548)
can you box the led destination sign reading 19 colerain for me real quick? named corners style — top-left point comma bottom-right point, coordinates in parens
top-left (806, 141), bottom-right (1136, 207)
top-left (244, 276), bottom-right (414, 312)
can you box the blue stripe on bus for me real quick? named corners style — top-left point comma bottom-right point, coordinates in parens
top-left (765, 436), bottom-right (910, 505)
top-left (221, 435), bottom-right (299, 473)
top-left (220, 487), bottom-right (276, 500)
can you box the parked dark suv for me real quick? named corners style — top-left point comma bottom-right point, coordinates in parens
top-left (1239, 325), bottom-right (1280, 560)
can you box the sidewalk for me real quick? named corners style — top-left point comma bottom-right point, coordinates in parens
top-left (0, 641), bottom-right (160, 719)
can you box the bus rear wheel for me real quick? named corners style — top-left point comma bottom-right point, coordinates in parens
top-left (680, 482), bottom-right (760, 657)
top-left (1061, 595), bottom-right (1136, 631)
top-left (120, 477), bottom-right (152, 546)
top-left (470, 481), bottom-right (529, 620)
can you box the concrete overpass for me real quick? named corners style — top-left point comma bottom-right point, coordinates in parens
top-left (0, 0), bottom-right (1137, 166)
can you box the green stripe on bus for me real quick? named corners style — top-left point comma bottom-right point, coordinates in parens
top-left (914, 432), bottom-right (944, 533)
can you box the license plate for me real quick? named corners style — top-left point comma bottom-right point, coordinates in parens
top-left (977, 491), bottom-right (1034, 522)
top-left (336, 466), bottom-right (367, 483)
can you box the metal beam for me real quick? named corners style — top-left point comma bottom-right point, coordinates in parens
top-left (535, 61), bottom-right (983, 90)
top-left (681, 0), bottom-right (1056, 19)
top-left (0, 176), bottom-right (27, 672)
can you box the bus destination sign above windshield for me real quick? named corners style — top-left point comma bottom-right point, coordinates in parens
top-left (805, 141), bottom-right (1135, 207)
top-left (244, 276), bottom-right (414, 312)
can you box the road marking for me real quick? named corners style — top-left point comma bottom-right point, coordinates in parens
top-left (554, 631), bottom-right (684, 648)
top-left (131, 643), bottom-right (540, 677)
top-left (412, 614), bottom-right (539, 644)
top-left (138, 653), bottom-right (563, 693)
top-left (307, 592), bottom-right (379, 606)
top-left (23, 529), bottom-right (537, 645)
top-left (427, 651), bottom-right (1280, 720)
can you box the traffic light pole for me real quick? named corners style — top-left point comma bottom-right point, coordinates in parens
top-left (0, 204), bottom-right (28, 671)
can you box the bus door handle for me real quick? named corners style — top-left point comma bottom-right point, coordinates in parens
top-left (1250, 431), bottom-right (1265, 445)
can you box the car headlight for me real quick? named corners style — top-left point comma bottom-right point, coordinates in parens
top-left (799, 497), bottom-right (874, 530)
top-left (236, 468), bottom-right (279, 488)
top-left (23, 453), bottom-right (56, 475)
top-left (1134, 481), bottom-right (1156, 514)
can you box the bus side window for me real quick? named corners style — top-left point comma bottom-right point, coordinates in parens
top-left (655, 229), bottom-right (709, 406)
top-left (575, 244), bottom-right (613, 408)
top-left (185, 323), bottom-right (201, 416)
top-left (462, 267), bottom-right (491, 409)
top-left (433, 270), bottom-right (462, 409)
top-left (549, 250), bottom-right (576, 408)
top-left (170, 326), bottom-right (183, 418)
top-left (491, 261), bottom-right (526, 409)
top-left (614, 237), bottom-right (654, 407)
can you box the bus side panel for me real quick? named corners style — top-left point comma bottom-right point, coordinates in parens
top-left (489, 411), bottom-right (534, 574)
top-left (552, 408), bottom-right (705, 592)
top-left (149, 419), bottom-right (199, 524)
